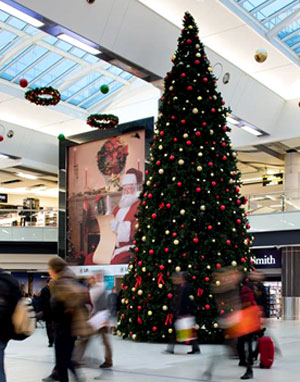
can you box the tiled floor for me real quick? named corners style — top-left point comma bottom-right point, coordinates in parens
top-left (4, 319), bottom-right (300, 381)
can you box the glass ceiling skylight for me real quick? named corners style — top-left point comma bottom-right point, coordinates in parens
top-left (0, 9), bottom-right (133, 111)
top-left (230, 0), bottom-right (300, 57)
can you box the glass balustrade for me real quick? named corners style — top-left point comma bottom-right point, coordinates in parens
top-left (0, 208), bottom-right (58, 227)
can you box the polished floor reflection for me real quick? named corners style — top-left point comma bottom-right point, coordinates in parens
top-left (5, 319), bottom-right (299, 381)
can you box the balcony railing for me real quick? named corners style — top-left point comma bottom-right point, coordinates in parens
top-left (0, 208), bottom-right (58, 227)
top-left (245, 191), bottom-right (300, 215)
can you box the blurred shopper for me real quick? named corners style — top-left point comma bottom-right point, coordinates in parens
top-left (74, 273), bottom-right (113, 369)
top-left (48, 257), bottom-right (88, 382)
top-left (0, 269), bottom-right (21, 382)
top-left (107, 287), bottom-right (118, 333)
top-left (203, 267), bottom-right (243, 380)
top-left (38, 279), bottom-right (54, 347)
top-left (165, 272), bottom-right (200, 354)
top-left (237, 276), bottom-right (257, 379)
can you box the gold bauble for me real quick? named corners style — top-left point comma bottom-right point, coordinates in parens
top-left (198, 152), bottom-right (203, 157)
top-left (178, 159), bottom-right (184, 165)
top-left (168, 328), bottom-right (173, 334)
top-left (183, 133), bottom-right (189, 138)
top-left (254, 49), bottom-right (268, 63)
top-left (163, 305), bottom-right (168, 311)
top-left (148, 310), bottom-right (153, 316)
top-left (213, 323), bottom-right (219, 328)
top-left (208, 67), bottom-right (213, 72)
top-left (197, 96), bottom-right (202, 100)
top-left (165, 230), bottom-right (170, 235)
top-left (142, 236), bottom-right (146, 241)
top-left (117, 330), bottom-right (122, 336)
top-left (131, 287), bottom-right (136, 292)
top-left (192, 108), bottom-right (199, 114)
top-left (174, 239), bottom-right (179, 245)
top-left (175, 266), bottom-right (181, 272)
top-left (180, 209), bottom-right (186, 215)
top-left (200, 205), bottom-right (206, 211)
top-left (158, 169), bottom-right (164, 174)
top-left (189, 295), bottom-right (194, 301)
top-left (197, 166), bottom-right (203, 172)
top-left (215, 280), bottom-right (220, 286)
top-left (142, 267), bottom-right (146, 272)
top-left (158, 145), bottom-right (163, 150)
top-left (169, 86), bottom-right (174, 91)
top-left (188, 25), bottom-right (193, 29)
top-left (132, 334), bottom-right (137, 340)
top-left (158, 283), bottom-right (163, 288)
top-left (137, 289), bottom-right (143, 296)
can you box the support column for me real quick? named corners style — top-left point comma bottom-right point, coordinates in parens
top-left (284, 151), bottom-right (300, 210)
top-left (282, 246), bottom-right (300, 320)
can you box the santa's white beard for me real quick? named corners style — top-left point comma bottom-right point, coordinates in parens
top-left (119, 194), bottom-right (138, 208)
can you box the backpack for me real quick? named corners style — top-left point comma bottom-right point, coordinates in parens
top-left (12, 297), bottom-right (36, 341)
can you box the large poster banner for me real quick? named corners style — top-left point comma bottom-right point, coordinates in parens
top-left (67, 130), bottom-right (145, 265)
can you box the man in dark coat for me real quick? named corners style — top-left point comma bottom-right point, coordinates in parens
top-left (0, 269), bottom-right (21, 382)
top-left (165, 272), bottom-right (200, 354)
top-left (38, 279), bottom-right (54, 347)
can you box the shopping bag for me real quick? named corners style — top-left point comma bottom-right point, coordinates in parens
top-left (174, 316), bottom-right (197, 342)
top-left (222, 305), bottom-right (262, 339)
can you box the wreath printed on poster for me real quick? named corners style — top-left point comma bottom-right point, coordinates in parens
top-left (97, 137), bottom-right (128, 191)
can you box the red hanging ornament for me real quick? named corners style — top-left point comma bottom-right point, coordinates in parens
top-left (152, 326), bottom-right (157, 332)
top-left (208, 162), bottom-right (213, 167)
top-left (203, 77), bottom-right (208, 82)
top-left (181, 119), bottom-right (186, 124)
top-left (186, 140), bottom-right (192, 145)
top-left (216, 263), bottom-right (221, 269)
top-left (137, 316), bottom-right (142, 325)
top-left (205, 304), bottom-right (210, 310)
top-left (170, 155), bottom-right (175, 160)
top-left (211, 108), bottom-right (216, 113)
top-left (208, 225), bottom-right (212, 230)
top-left (220, 205), bottom-right (225, 210)
top-left (152, 213), bottom-right (157, 219)
top-left (166, 203), bottom-right (171, 208)
top-left (197, 288), bottom-right (204, 297)
top-left (205, 277), bottom-right (210, 282)
top-left (195, 60), bottom-right (200, 64)
top-left (0, 135), bottom-right (3, 142)
top-left (202, 122), bottom-right (207, 127)
top-left (193, 238), bottom-right (199, 243)
top-left (195, 131), bottom-right (201, 136)
top-left (159, 265), bottom-right (165, 270)
top-left (226, 240), bottom-right (231, 245)
top-left (177, 182), bottom-right (182, 187)
top-left (211, 181), bottom-right (216, 186)
top-left (186, 39), bottom-right (192, 44)
top-left (135, 247), bottom-right (139, 252)
top-left (168, 293), bottom-right (173, 299)
top-left (187, 86), bottom-right (193, 91)
top-left (149, 249), bottom-right (154, 255)
top-left (19, 78), bottom-right (28, 88)
top-left (196, 187), bottom-right (201, 192)
top-left (181, 73), bottom-right (186, 77)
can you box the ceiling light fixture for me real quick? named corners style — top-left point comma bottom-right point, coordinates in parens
top-left (0, 2), bottom-right (44, 27)
top-left (226, 116), bottom-right (239, 125)
top-left (240, 124), bottom-right (262, 136)
top-left (17, 172), bottom-right (38, 180)
top-left (57, 33), bottom-right (101, 55)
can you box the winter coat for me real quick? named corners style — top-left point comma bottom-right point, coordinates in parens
top-left (171, 282), bottom-right (195, 318)
top-left (50, 269), bottom-right (93, 337)
top-left (38, 285), bottom-right (52, 321)
top-left (0, 269), bottom-right (21, 342)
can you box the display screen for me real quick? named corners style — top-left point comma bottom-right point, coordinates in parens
top-left (67, 130), bottom-right (145, 266)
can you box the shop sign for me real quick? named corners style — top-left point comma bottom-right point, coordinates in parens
top-left (251, 248), bottom-right (281, 269)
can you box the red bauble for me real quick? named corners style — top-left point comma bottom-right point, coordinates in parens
top-left (159, 265), bottom-right (164, 270)
top-left (165, 248), bottom-right (169, 253)
top-left (226, 188), bottom-right (229, 192)
top-left (160, 131), bottom-right (164, 136)
top-left (222, 100), bottom-right (226, 105)
top-left (168, 293), bottom-right (173, 299)
top-left (181, 119), bottom-right (186, 124)
top-left (205, 277), bottom-right (210, 282)
top-left (241, 258), bottom-right (245, 263)
top-left (187, 86), bottom-right (193, 91)
top-left (177, 182), bottom-right (182, 187)
top-left (247, 224), bottom-right (250, 229)
top-left (192, 275), bottom-right (196, 280)
top-left (211, 108), bottom-right (216, 113)
top-left (236, 219), bottom-right (241, 224)
top-left (19, 78), bottom-right (28, 88)
top-left (216, 195), bottom-right (220, 200)
top-left (211, 181), bottom-right (216, 186)
top-left (221, 142), bottom-right (226, 147)
top-left (171, 115), bottom-right (176, 120)
top-left (149, 249), bottom-right (154, 255)
top-left (236, 200), bottom-right (241, 205)
top-left (220, 205), bottom-right (225, 210)
top-left (138, 261), bottom-right (142, 266)
top-left (181, 73), bottom-right (186, 77)
top-left (166, 203), bottom-right (171, 208)
top-left (174, 137), bottom-right (178, 142)
top-left (170, 155), bottom-right (175, 160)
top-left (208, 162), bottom-right (213, 167)
top-left (0, 135), bottom-right (3, 142)
top-left (186, 39), bottom-right (192, 44)
top-left (202, 122), bottom-right (207, 127)
top-left (205, 304), bottom-right (210, 310)
top-left (208, 225), bottom-right (212, 230)
top-left (222, 126), bottom-right (227, 131)
top-left (172, 232), bottom-right (177, 237)
top-left (148, 193), bottom-right (153, 198)
top-left (203, 77), bottom-right (208, 82)
top-left (222, 156), bottom-right (227, 161)
top-left (186, 140), bottom-right (192, 145)
top-left (196, 187), bottom-right (201, 192)
top-left (195, 60), bottom-right (200, 64)
top-left (152, 213), bottom-right (157, 219)
top-left (148, 294), bottom-right (151, 297)
top-left (193, 238), bottom-right (199, 243)
top-left (220, 309), bottom-right (224, 315)
top-left (226, 240), bottom-right (231, 245)
top-left (135, 247), bottom-right (139, 252)
top-left (152, 326), bottom-right (157, 332)
top-left (145, 170), bottom-right (149, 175)
top-left (216, 263), bottom-right (221, 269)
top-left (142, 201), bottom-right (146, 206)
top-left (221, 302), bottom-right (225, 306)
top-left (195, 131), bottom-right (201, 136)
top-left (156, 160), bottom-right (161, 165)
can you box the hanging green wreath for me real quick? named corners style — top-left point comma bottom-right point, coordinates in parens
top-left (87, 113), bottom-right (119, 129)
top-left (25, 86), bottom-right (61, 106)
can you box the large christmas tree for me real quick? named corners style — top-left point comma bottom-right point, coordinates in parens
top-left (117, 12), bottom-right (252, 342)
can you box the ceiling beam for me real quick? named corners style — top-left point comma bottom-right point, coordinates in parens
top-left (250, 0), bottom-right (277, 15)
top-left (267, 8), bottom-right (300, 38)
top-left (262, 0), bottom-right (299, 24)
top-left (254, 144), bottom-right (285, 160)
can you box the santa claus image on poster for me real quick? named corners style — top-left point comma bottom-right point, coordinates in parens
top-left (84, 168), bottom-right (142, 265)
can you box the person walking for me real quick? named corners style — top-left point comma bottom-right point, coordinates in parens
top-left (0, 269), bottom-right (21, 382)
top-left (48, 257), bottom-right (88, 382)
top-left (38, 279), bottom-right (54, 347)
top-left (107, 287), bottom-right (118, 334)
top-left (165, 272), bottom-right (200, 354)
top-left (74, 273), bottom-right (113, 369)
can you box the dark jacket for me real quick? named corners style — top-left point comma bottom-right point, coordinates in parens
top-left (38, 285), bottom-right (52, 321)
top-left (0, 269), bottom-right (21, 342)
top-left (171, 282), bottom-right (195, 318)
top-left (107, 292), bottom-right (118, 317)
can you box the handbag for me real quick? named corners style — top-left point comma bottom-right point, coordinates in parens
top-left (174, 316), bottom-right (197, 342)
top-left (221, 305), bottom-right (262, 339)
top-left (12, 298), bottom-right (36, 340)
